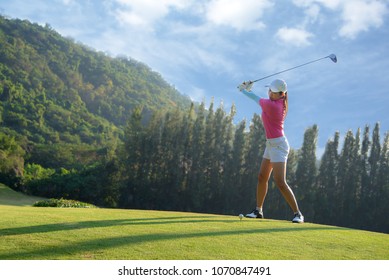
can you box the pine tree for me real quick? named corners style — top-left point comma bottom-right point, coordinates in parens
top-left (178, 103), bottom-right (195, 208)
top-left (295, 125), bottom-right (318, 220)
top-left (120, 106), bottom-right (145, 208)
top-left (218, 104), bottom-right (238, 213)
top-left (359, 125), bottom-right (371, 225)
top-left (208, 103), bottom-right (228, 211)
top-left (144, 110), bottom-right (165, 186)
top-left (157, 108), bottom-right (184, 210)
top-left (316, 131), bottom-right (339, 224)
top-left (369, 123), bottom-right (381, 196)
top-left (351, 128), bottom-right (362, 222)
top-left (376, 133), bottom-right (389, 232)
top-left (187, 101), bottom-right (206, 211)
top-left (243, 114), bottom-right (266, 211)
top-left (225, 119), bottom-right (246, 213)
top-left (339, 129), bottom-right (361, 227)
top-left (359, 123), bottom-right (381, 230)
top-left (201, 100), bottom-right (216, 211)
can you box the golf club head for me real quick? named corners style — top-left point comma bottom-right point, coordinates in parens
top-left (329, 54), bottom-right (337, 63)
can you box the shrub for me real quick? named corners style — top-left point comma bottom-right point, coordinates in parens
top-left (33, 198), bottom-right (97, 208)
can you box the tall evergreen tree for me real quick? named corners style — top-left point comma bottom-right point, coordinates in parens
top-left (295, 125), bottom-right (318, 220)
top-left (316, 131), bottom-right (340, 224)
top-left (155, 108), bottom-right (186, 210)
top-left (187, 101), bottom-right (206, 211)
top-left (351, 128), bottom-right (362, 223)
top-left (202, 100), bottom-right (216, 211)
top-left (338, 130), bottom-right (360, 227)
top-left (359, 125), bottom-right (371, 216)
top-left (243, 114), bottom-right (266, 211)
top-left (120, 106), bottom-right (145, 208)
top-left (225, 119), bottom-right (246, 213)
top-left (178, 103), bottom-right (195, 208)
top-left (369, 123), bottom-right (381, 196)
top-left (143, 110), bottom-right (165, 186)
top-left (376, 133), bottom-right (389, 232)
top-left (208, 103), bottom-right (228, 211)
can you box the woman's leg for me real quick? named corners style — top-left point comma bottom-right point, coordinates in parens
top-left (271, 161), bottom-right (300, 213)
top-left (256, 158), bottom-right (273, 209)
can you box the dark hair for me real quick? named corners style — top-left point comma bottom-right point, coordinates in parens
top-left (282, 91), bottom-right (288, 116)
top-left (271, 89), bottom-right (288, 116)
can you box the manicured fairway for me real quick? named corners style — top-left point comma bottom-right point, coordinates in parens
top-left (0, 204), bottom-right (388, 260)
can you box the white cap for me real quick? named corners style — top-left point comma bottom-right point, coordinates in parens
top-left (267, 79), bottom-right (287, 93)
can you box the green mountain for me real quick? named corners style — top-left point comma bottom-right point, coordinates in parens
top-left (0, 16), bottom-right (192, 147)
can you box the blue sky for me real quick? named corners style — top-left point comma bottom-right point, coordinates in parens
top-left (1, 0), bottom-right (388, 156)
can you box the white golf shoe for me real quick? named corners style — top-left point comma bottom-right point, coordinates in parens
top-left (292, 212), bottom-right (304, 223)
top-left (245, 209), bottom-right (264, 219)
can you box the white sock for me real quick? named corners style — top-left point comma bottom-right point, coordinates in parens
top-left (256, 207), bottom-right (263, 213)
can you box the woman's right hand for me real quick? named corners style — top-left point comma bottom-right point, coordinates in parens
top-left (238, 81), bottom-right (253, 92)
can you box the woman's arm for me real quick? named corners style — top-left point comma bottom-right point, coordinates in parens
top-left (241, 89), bottom-right (261, 104)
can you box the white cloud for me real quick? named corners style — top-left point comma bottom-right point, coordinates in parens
top-left (112, 0), bottom-right (191, 28)
top-left (304, 4), bottom-right (321, 22)
top-left (339, 0), bottom-right (388, 39)
top-left (205, 0), bottom-right (273, 31)
top-left (292, 0), bottom-right (388, 39)
top-left (275, 27), bottom-right (313, 46)
top-left (292, 0), bottom-right (341, 10)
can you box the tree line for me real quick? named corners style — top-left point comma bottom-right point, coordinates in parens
top-left (2, 100), bottom-right (388, 233)
top-left (119, 103), bottom-right (389, 233)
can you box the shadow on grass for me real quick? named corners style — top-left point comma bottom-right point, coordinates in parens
top-left (0, 216), bottom-right (229, 236)
top-left (0, 216), bottom-right (346, 259)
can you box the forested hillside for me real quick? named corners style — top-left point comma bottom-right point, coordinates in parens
top-left (1, 16), bottom-right (388, 233)
top-left (0, 15), bottom-right (191, 147)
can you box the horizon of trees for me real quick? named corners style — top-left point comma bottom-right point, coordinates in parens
top-left (4, 101), bottom-right (386, 233)
top-left (118, 103), bottom-right (389, 233)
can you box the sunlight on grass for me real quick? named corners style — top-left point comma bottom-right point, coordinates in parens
top-left (0, 184), bottom-right (44, 206)
top-left (0, 205), bottom-right (388, 260)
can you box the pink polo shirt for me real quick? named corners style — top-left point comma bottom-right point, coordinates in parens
top-left (259, 98), bottom-right (286, 139)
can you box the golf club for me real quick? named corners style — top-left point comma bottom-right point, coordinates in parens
top-left (239, 54), bottom-right (337, 87)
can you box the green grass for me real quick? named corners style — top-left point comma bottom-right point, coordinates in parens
top-left (0, 183), bottom-right (44, 206)
top-left (0, 184), bottom-right (388, 260)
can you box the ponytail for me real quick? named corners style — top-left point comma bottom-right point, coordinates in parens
top-left (283, 92), bottom-right (288, 116)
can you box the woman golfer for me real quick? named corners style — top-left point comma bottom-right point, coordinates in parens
top-left (238, 79), bottom-right (304, 223)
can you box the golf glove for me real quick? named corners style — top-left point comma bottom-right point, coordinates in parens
top-left (238, 81), bottom-right (253, 92)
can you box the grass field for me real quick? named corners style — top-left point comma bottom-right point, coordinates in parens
top-left (0, 184), bottom-right (388, 260)
top-left (0, 183), bottom-right (44, 206)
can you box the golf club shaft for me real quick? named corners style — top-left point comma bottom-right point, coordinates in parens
top-left (252, 54), bottom-right (334, 83)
